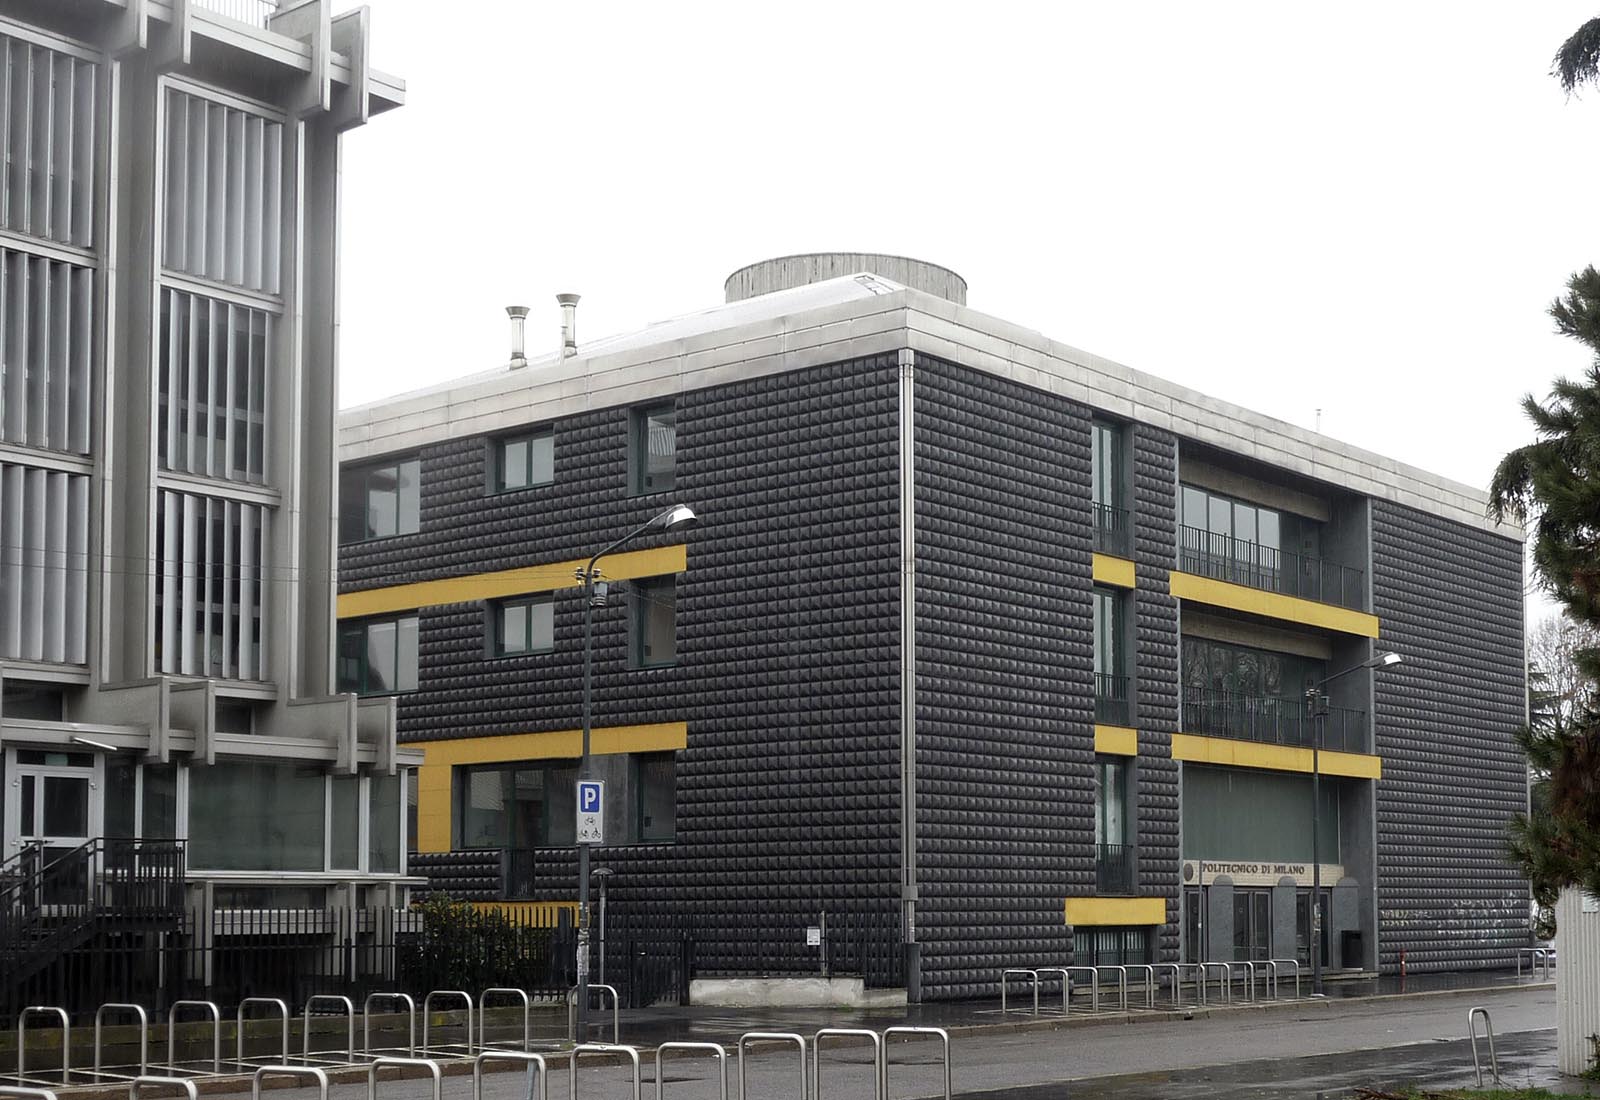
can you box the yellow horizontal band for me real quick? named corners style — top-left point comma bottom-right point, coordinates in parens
top-left (471, 901), bottom-right (578, 921)
top-left (338, 544), bottom-right (689, 619)
top-left (413, 722), bottom-right (688, 853)
top-left (1171, 732), bottom-right (1381, 780)
top-left (1065, 896), bottom-right (1166, 926)
top-left (1168, 570), bottom-right (1379, 638)
top-left (1094, 724), bottom-right (1138, 756)
top-left (1092, 553), bottom-right (1136, 588)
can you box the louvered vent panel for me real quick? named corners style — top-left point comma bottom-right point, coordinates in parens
top-left (156, 288), bottom-right (269, 483)
top-left (0, 462), bottom-right (88, 663)
top-left (154, 489), bottom-right (270, 680)
top-left (0, 248), bottom-right (93, 453)
top-left (0, 35), bottom-right (96, 248)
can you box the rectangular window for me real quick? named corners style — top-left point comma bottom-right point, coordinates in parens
top-left (0, 249), bottom-right (94, 453)
top-left (157, 288), bottom-right (270, 484)
top-left (455, 761), bottom-right (577, 849)
top-left (632, 575), bottom-right (677, 667)
top-left (631, 403), bottom-right (676, 494)
top-left (493, 429), bottom-right (554, 492)
top-left (635, 752), bottom-right (676, 843)
top-left (153, 489), bottom-right (269, 679)
top-left (329, 773), bottom-right (360, 870)
top-left (1093, 586), bottom-right (1127, 724)
top-left (1073, 926), bottom-right (1151, 968)
top-left (0, 34), bottom-right (97, 248)
top-left (188, 760), bottom-right (325, 871)
top-left (1094, 755), bottom-right (1133, 894)
top-left (369, 772), bottom-right (401, 873)
top-left (493, 594), bottom-right (553, 657)
top-left (1091, 420), bottom-right (1129, 555)
top-left (339, 458), bottom-right (420, 542)
top-left (0, 463), bottom-right (90, 665)
top-left (162, 89), bottom-right (282, 294)
top-left (337, 614), bottom-right (418, 695)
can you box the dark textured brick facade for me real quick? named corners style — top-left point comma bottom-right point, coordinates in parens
top-left (1371, 500), bottom-right (1527, 972)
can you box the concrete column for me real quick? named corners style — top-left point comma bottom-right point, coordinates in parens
top-left (1270, 877), bottom-right (1297, 960)
top-left (1207, 877), bottom-right (1234, 961)
top-left (1331, 877), bottom-right (1361, 969)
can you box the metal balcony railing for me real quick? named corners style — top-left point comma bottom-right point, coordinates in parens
top-left (1096, 843), bottom-right (1135, 895)
top-left (192, 0), bottom-right (279, 28)
top-left (1095, 672), bottom-right (1130, 726)
top-left (1093, 502), bottom-right (1131, 557)
top-left (1177, 525), bottom-right (1365, 610)
top-left (1181, 685), bottom-right (1369, 754)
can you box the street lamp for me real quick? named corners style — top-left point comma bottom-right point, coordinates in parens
top-left (1305, 649), bottom-right (1402, 996)
top-left (574, 503), bottom-right (697, 1042)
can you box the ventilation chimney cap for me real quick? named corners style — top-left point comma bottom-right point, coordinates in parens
top-left (506, 305), bottom-right (530, 368)
top-left (557, 293), bottom-right (580, 360)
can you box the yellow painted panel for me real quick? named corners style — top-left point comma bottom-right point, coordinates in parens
top-left (1168, 571), bottom-right (1379, 638)
top-left (1064, 896), bottom-right (1166, 926)
top-left (1171, 732), bottom-right (1382, 780)
top-left (471, 901), bottom-right (578, 922)
top-left (1092, 554), bottom-right (1136, 588)
top-left (412, 723), bottom-right (689, 853)
top-left (338, 544), bottom-right (689, 619)
top-left (1093, 724), bottom-right (1138, 756)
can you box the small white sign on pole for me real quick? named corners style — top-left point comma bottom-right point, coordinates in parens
top-left (806, 927), bottom-right (822, 947)
top-left (576, 780), bottom-right (605, 845)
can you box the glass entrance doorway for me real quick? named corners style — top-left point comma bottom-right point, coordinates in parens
top-left (4, 748), bottom-right (103, 904)
top-left (1232, 888), bottom-right (1271, 961)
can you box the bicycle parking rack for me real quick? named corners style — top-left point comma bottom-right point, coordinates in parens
top-left (165, 1001), bottom-right (221, 1075)
top-left (813, 1029), bottom-right (883, 1100)
top-left (300, 996), bottom-right (356, 1065)
top-left (655, 1043), bottom-right (727, 1100)
top-left (0, 1088), bottom-right (58, 1100)
top-left (129, 1076), bottom-right (198, 1100)
top-left (1266, 959), bottom-right (1301, 999)
top-left (1224, 961), bottom-right (1256, 1002)
top-left (1064, 967), bottom-right (1100, 1014)
top-left (474, 1051), bottom-right (550, 1100)
top-left (236, 999), bottom-right (289, 1069)
top-left (1200, 962), bottom-right (1231, 1003)
top-left (368, 1056), bottom-right (442, 1100)
top-left (1000, 969), bottom-right (1039, 1016)
top-left (1177, 963), bottom-right (1207, 1006)
top-left (883, 1027), bottom-right (950, 1100)
top-left (1096, 966), bottom-right (1131, 1013)
top-left (1153, 963), bottom-right (1187, 1008)
top-left (1517, 947), bottom-right (1553, 980)
top-left (363, 994), bottom-right (417, 1059)
top-left (737, 1033), bottom-right (806, 1100)
top-left (422, 991), bottom-right (475, 1058)
top-left (1123, 965), bottom-right (1157, 1010)
top-left (568, 985), bottom-right (620, 1044)
top-left (251, 1065), bottom-right (329, 1100)
top-left (1468, 1006), bottom-right (1500, 1087)
top-left (571, 1044), bottom-right (641, 1100)
top-left (478, 988), bottom-right (531, 1053)
top-left (93, 1003), bottom-right (149, 1078)
top-left (17, 1007), bottom-right (69, 1085)
top-left (1033, 968), bottom-right (1072, 1015)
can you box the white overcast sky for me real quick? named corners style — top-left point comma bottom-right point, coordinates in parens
top-left (338, 2), bottom-right (1599, 604)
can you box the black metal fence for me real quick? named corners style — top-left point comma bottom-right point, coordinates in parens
top-left (1182, 684), bottom-right (1368, 753)
top-left (1095, 672), bottom-right (1130, 725)
top-left (1095, 843), bottom-right (1134, 895)
top-left (1178, 524), bottom-right (1365, 610)
top-left (1093, 502), bottom-right (1131, 557)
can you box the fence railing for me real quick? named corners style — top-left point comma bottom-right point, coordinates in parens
top-left (1096, 672), bottom-right (1130, 726)
top-left (1177, 525), bottom-right (1365, 610)
top-left (1182, 685), bottom-right (1368, 753)
top-left (192, 0), bottom-right (279, 27)
top-left (1095, 843), bottom-right (1134, 895)
top-left (1093, 502), bottom-right (1131, 557)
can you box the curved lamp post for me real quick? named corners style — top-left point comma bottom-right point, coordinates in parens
top-left (574, 503), bottom-right (697, 1040)
top-left (1305, 649), bottom-right (1401, 995)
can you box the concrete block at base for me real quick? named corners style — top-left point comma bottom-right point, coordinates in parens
top-left (690, 977), bottom-right (908, 1009)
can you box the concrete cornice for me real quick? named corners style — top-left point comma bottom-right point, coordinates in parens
top-left (338, 286), bottom-right (1520, 540)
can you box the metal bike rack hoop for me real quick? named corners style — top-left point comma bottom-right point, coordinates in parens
top-left (1034, 968), bottom-right (1072, 1015)
top-left (367, 1056), bottom-right (442, 1100)
top-left (882, 1027), bottom-right (950, 1100)
top-left (251, 1065), bottom-right (329, 1100)
top-left (421, 990), bottom-right (474, 1058)
top-left (1200, 962), bottom-right (1231, 1003)
top-left (478, 988), bottom-right (531, 1053)
top-left (0, 1088), bottom-right (59, 1100)
top-left (93, 1003), bottom-right (149, 1078)
top-left (999, 969), bottom-right (1039, 1016)
top-left (570, 1043), bottom-right (641, 1100)
top-left (567, 984), bottom-right (620, 1045)
top-left (1096, 966), bottom-right (1130, 1013)
top-left (302, 995), bottom-right (355, 1065)
top-left (166, 1001), bottom-right (221, 1075)
top-left (473, 1051), bottom-right (549, 1100)
top-left (1123, 964), bottom-right (1157, 1010)
top-left (737, 1032), bottom-right (806, 1100)
top-left (813, 1029), bottom-right (884, 1100)
top-left (1064, 966), bottom-right (1100, 1013)
top-left (235, 998), bottom-right (289, 1069)
top-left (17, 1007), bottom-right (69, 1085)
top-left (655, 1043), bottom-right (727, 1100)
top-left (1267, 959), bottom-right (1301, 1000)
top-left (362, 993), bottom-right (416, 1059)
top-left (128, 1076), bottom-right (198, 1100)
top-left (1153, 963), bottom-right (1186, 1008)
top-left (1468, 1006), bottom-right (1500, 1087)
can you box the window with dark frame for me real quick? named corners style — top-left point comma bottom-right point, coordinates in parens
top-left (1091, 419), bottom-right (1130, 554)
top-left (339, 457), bottom-right (420, 543)
top-left (336, 614), bottom-right (419, 695)
top-left (493, 594), bottom-right (554, 657)
top-left (631, 403), bottom-right (676, 494)
top-left (1093, 586), bottom-right (1129, 724)
top-left (454, 760), bottom-right (577, 849)
top-left (635, 752), bottom-right (676, 842)
top-left (631, 575), bottom-right (677, 667)
top-left (493, 429), bottom-right (554, 493)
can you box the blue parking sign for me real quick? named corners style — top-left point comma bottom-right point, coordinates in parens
top-left (576, 780), bottom-right (605, 844)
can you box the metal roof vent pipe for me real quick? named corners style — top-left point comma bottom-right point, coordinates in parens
top-left (557, 293), bottom-right (581, 359)
top-left (506, 305), bottom-right (530, 368)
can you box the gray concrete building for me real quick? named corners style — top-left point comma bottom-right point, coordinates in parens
top-left (0, 0), bottom-right (413, 1012)
top-left (337, 251), bottom-right (1530, 1000)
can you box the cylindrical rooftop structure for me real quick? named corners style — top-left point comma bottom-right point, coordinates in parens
top-left (724, 253), bottom-right (967, 305)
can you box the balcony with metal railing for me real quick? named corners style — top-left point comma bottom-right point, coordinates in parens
top-left (1093, 502), bottom-right (1131, 557)
top-left (1181, 684), bottom-right (1369, 754)
top-left (1177, 525), bottom-right (1365, 610)
top-left (1095, 842), bottom-right (1135, 895)
top-left (1095, 672), bottom-right (1130, 726)
top-left (193, 0), bottom-right (279, 28)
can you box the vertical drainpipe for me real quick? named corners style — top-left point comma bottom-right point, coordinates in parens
top-left (898, 348), bottom-right (920, 1000)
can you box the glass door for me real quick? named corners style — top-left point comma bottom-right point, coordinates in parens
top-left (5, 748), bottom-right (102, 906)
